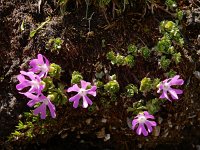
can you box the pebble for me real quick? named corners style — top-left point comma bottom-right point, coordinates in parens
top-left (168, 120), bottom-right (173, 128)
top-left (153, 126), bottom-right (160, 137)
top-left (104, 134), bottom-right (110, 141)
top-left (158, 117), bottom-right (163, 124)
top-left (188, 115), bottom-right (197, 119)
top-left (85, 118), bottom-right (92, 125)
top-left (101, 118), bottom-right (107, 123)
top-left (162, 129), bottom-right (169, 137)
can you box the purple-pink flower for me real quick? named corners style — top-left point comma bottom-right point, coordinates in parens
top-left (29, 54), bottom-right (50, 78)
top-left (67, 80), bottom-right (97, 108)
top-left (157, 75), bottom-right (184, 101)
top-left (16, 71), bottom-right (45, 95)
top-left (132, 111), bottom-right (157, 136)
top-left (24, 93), bottom-right (56, 119)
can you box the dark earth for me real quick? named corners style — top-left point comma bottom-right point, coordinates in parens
top-left (0, 0), bottom-right (200, 149)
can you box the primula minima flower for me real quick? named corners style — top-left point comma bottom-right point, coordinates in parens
top-left (67, 80), bottom-right (97, 108)
top-left (23, 92), bottom-right (56, 119)
top-left (157, 75), bottom-right (184, 101)
top-left (132, 111), bottom-right (157, 136)
top-left (29, 54), bottom-right (50, 78)
top-left (16, 71), bottom-right (45, 95)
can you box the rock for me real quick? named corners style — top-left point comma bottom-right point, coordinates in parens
top-left (153, 126), bottom-right (160, 137)
top-left (96, 128), bottom-right (105, 139)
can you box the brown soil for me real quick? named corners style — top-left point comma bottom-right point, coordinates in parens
top-left (0, 0), bottom-right (200, 149)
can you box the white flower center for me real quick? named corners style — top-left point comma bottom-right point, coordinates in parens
top-left (31, 80), bottom-right (40, 88)
top-left (43, 99), bottom-right (49, 105)
top-left (137, 115), bottom-right (147, 124)
top-left (79, 88), bottom-right (87, 96)
top-left (163, 82), bottom-right (170, 91)
top-left (38, 64), bottom-right (48, 72)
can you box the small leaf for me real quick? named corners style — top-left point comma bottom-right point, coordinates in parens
top-left (30, 30), bottom-right (37, 38)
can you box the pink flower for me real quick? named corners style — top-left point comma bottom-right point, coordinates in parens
top-left (23, 93), bottom-right (56, 119)
top-left (29, 54), bottom-right (50, 78)
top-left (157, 75), bottom-right (184, 101)
top-left (16, 71), bottom-right (45, 95)
top-left (132, 111), bottom-right (157, 136)
top-left (67, 80), bottom-right (97, 108)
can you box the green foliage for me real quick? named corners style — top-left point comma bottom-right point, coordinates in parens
top-left (48, 83), bottom-right (68, 105)
top-left (160, 56), bottom-right (171, 70)
top-left (159, 21), bottom-right (184, 46)
top-left (156, 36), bottom-right (172, 54)
top-left (124, 55), bottom-right (135, 67)
top-left (46, 38), bottom-right (63, 53)
top-left (165, 0), bottom-right (177, 10)
top-left (155, 20), bottom-right (184, 71)
top-left (127, 100), bottom-right (146, 115)
top-left (71, 71), bottom-right (83, 84)
top-left (30, 17), bottom-right (50, 38)
top-left (140, 77), bottom-right (160, 93)
top-left (43, 77), bottom-right (55, 92)
top-left (106, 51), bottom-right (135, 67)
top-left (152, 78), bottom-right (161, 90)
top-left (165, 69), bottom-right (177, 78)
top-left (104, 80), bottom-right (120, 95)
top-left (88, 102), bottom-right (97, 112)
top-left (140, 77), bottom-right (152, 93)
top-left (115, 53), bottom-right (125, 65)
top-left (146, 98), bottom-right (165, 114)
top-left (99, 0), bottom-right (111, 7)
top-left (127, 44), bottom-right (137, 56)
top-left (49, 63), bottom-right (62, 79)
top-left (57, 0), bottom-right (69, 15)
top-left (172, 52), bottom-right (181, 64)
top-left (95, 80), bottom-right (104, 88)
top-left (139, 46), bottom-right (150, 59)
top-left (176, 9), bottom-right (184, 21)
top-left (125, 84), bottom-right (138, 97)
top-left (8, 112), bottom-right (40, 141)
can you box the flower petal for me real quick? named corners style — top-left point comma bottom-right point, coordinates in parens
top-left (27, 100), bottom-right (37, 107)
top-left (170, 75), bottom-right (184, 85)
top-left (136, 124), bottom-right (142, 135)
top-left (67, 84), bottom-right (80, 93)
top-left (168, 89), bottom-right (178, 99)
top-left (43, 55), bottom-right (50, 67)
top-left (17, 74), bottom-right (25, 82)
top-left (20, 71), bottom-right (35, 80)
top-left (37, 54), bottom-right (45, 64)
top-left (82, 97), bottom-right (88, 108)
top-left (81, 80), bottom-right (90, 89)
top-left (159, 92), bottom-right (166, 99)
top-left (33, 103), bottom-right (46, 119)
top-left (82, 95), bottom-right (93, 108)
top-left (172, 89), bottom-right (183, 94)
top-left (147, 120), bottom-right (157, 127)
top-left (140, 124), bottom-right (148, 136)
top-left (73, 98), bottom-right (80, 108)
top-left (69, 94), bottom-right (81, 102)
top-left (132, 119), bottom-right (138, 130)
top-left (48, 101), bottom-right (56, 118)
top-left (143, 111), bottom-right (155, 119)
top-left (163, 91), bottom-right (171, 101)
top-left (144, 121), bottom-right (153, 133)
top-left (23, 92), bottom-right (39, 100)
top-left (16, 82), bottom-right (30, 91)
top-left (87, 86), bottom-right (97, 96)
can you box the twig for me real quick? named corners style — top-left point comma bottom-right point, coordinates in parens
top-left (85, 0), bottom-right (89, 19)
top-left (155, 4), bottom-right (176, 17)
top-left (88, 12), bottom-right (94, 32)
